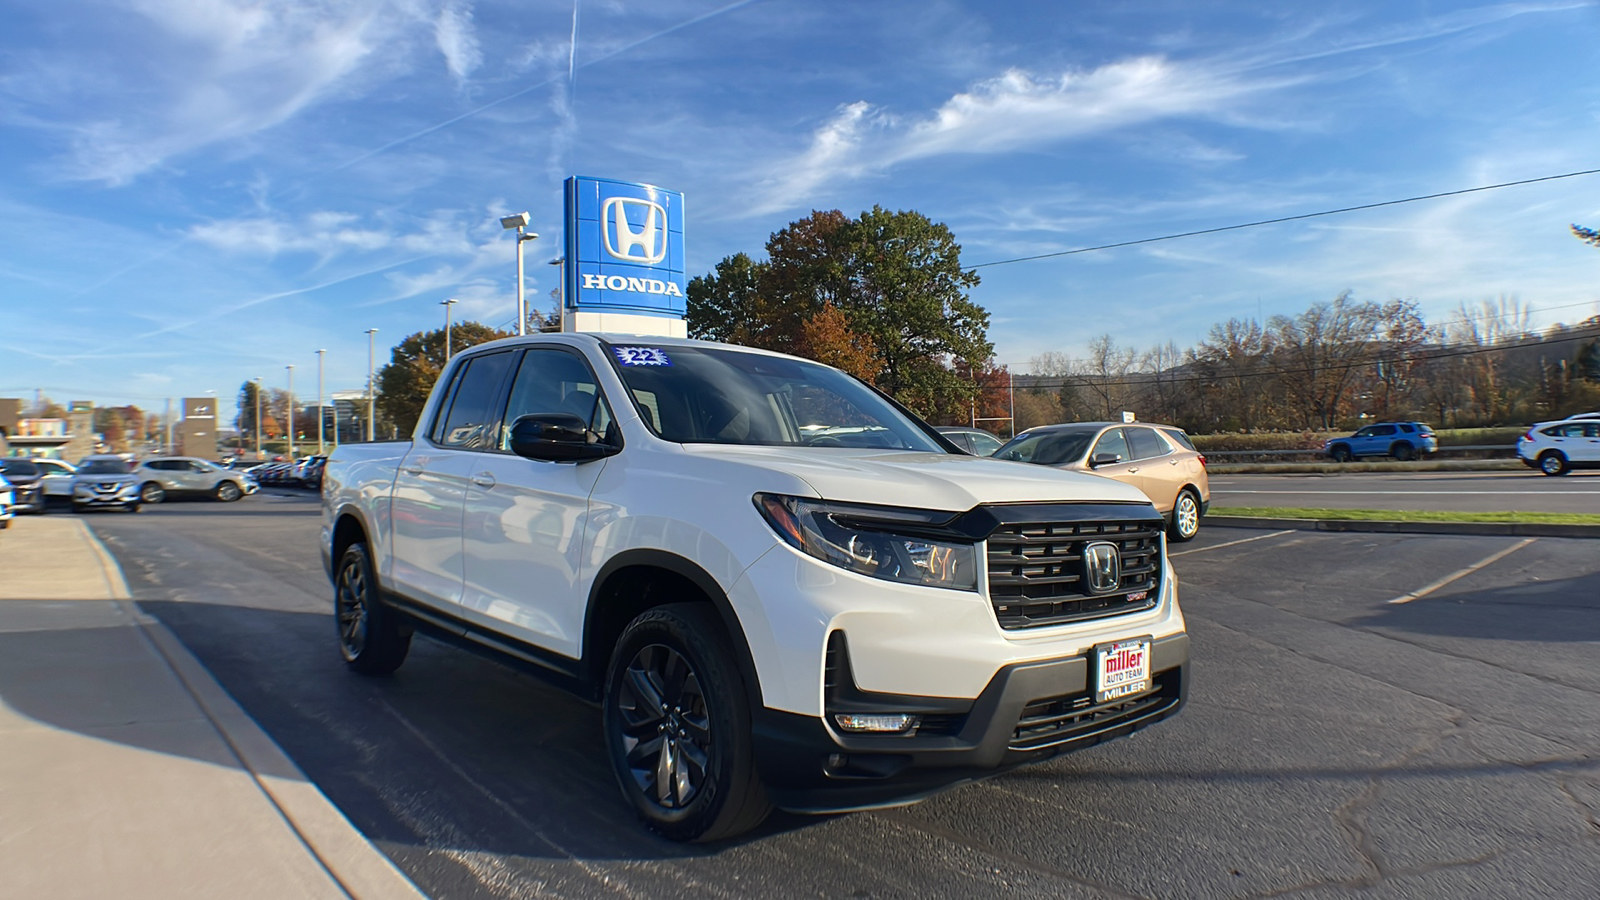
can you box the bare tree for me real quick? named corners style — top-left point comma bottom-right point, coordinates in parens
top-left (1075, 335), bottom-right (1138, 420)
top-left (1268, 291), bottom-right (1384, 430)
top-left (1191, 318), bottom-right (1272, 430)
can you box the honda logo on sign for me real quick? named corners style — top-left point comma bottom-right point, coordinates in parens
top-left (602, 196), bottom-right (667, 264)
top-left (1082, 541), bottom-right (1122, 594)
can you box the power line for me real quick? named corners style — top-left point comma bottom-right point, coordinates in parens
top-left (969, 168), bottom-right (1600, 269)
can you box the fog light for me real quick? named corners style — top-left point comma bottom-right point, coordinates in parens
top-left (833, 713), bottom-right (919, 733)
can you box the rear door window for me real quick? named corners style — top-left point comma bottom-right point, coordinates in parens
top-left (1126, 426), bottom-right (1169, 460)
top-left (1372, 424), bottom-right (1397, 436)
top-left (433, 351), bottom-right (515, 450)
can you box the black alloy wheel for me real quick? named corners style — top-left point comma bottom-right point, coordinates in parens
top-left (1330, 445), bottom-right (1352, 463)
top-left (334, 543), bottom-right (410, 675)
top-left (139, 482), bottom-right (165, 504)
top-left (604, 604), bottom-right (771, 842)
top-left (1390, 442), bottom-right (1415, 461)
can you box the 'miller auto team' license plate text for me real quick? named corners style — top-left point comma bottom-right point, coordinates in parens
top-left (1096, 638), bottom-right (1151, 702)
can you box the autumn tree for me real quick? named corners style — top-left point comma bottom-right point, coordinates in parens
top-left (1267, 292), bottom-right (1387, 430)
top-left (686, 207), bottom-right (991, 418)
top-left (1190, 318), bottom-right (1272, 431)
top-left (375, 322), bottom-right (512, 437)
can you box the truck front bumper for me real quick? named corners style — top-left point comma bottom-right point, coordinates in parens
top-left (752, 633), bottom-right (1188, 813)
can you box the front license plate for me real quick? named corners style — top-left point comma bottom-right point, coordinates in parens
top-left (1094, 638), bottom-right (1152, 703)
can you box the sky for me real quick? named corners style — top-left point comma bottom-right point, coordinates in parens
top-left (3, 0), bottom-right (1600, 427)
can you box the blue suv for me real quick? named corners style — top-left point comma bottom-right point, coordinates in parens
top-left (1324, 422), bottom-right (1437, 462)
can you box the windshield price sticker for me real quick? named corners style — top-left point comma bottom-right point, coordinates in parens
top-left (613, 347), bottom-right (672, 367)
top-left (1094, 637), bottom-right (1152, 703)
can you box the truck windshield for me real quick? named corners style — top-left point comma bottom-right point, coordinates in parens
top-left (603, 343), bottom-right (945, 451)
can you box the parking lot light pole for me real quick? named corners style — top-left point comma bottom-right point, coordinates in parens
top-left (286, 365), bottom-right (295, 459)
top-left (316, 349), bottom-right (326, 454)
top-left (442, 298), bottom-right (458, 359)
top-left (253, 377), bottom-right (262, 459)
top-left (549, 257), bottom-right (564, 332)
top-left (500, 213), bottom-right (537, 335)
top-left (366, 328), bottom-right (378, 442)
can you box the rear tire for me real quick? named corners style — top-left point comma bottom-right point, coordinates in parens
top-left (603, 603), bottom-right (771, 842)
top-left (1390, 442), bottom-right (1414, 461)
top-left (1538, 452), bottom-right (1569, 476)
top-left (139, 482), bottom-right (165, 504)
top-left (1169, 489), bottom-right (1201, 542)
top-left (334, 543), bottom-right (411, 675)
top-left (1330, 446), bottom-right (1352, 463)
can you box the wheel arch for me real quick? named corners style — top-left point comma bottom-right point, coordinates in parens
top-left (584, 549), bottom-right (763, 707)
top-left (329, 508), bottom-right (373, 585)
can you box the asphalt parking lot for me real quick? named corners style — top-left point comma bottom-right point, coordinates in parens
top-left (80, 492), bottom-right (1600, 899)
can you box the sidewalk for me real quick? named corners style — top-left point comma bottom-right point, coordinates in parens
top-left (0, 516), bottom-right (426, 900)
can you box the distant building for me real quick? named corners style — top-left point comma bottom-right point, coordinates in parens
top-left (0, 398), bottom-right (97, 460)
top-left (175, 397), bottom-right (217, 458)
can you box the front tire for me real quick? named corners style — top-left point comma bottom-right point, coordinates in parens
top-left (139, 482), bottom-right (165, 504)
top-left (215, 481), bottom-right (242, 502)
top-left (1538, 452), bottom-right (1569, 476)
top-left (334, 543), bottom-right (411, 675)
top-left (603, 604), bottom-right (771, 842)
top-left (1169, 489), bottom-right (1202, 542)
top-left (1330, 445), bottom-right (1352, 463)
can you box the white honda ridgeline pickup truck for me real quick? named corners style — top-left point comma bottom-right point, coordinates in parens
top-left (322, 333), bottom-right (1188, 841)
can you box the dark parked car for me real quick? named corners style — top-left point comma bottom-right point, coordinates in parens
top-left (0, 458), bottom-right (46, 513)
top-left (934, 426), bottom-right (1005, 456)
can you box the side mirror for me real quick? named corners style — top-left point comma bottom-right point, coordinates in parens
top-left (1089, 452), bottom-right (1121, 468)
top-left (508, 414), bottom-right (617, 462)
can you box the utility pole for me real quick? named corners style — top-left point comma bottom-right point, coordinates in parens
top-left (316, 349), bottom-right (326, 454)
top-left (366, 328), bottom-right (378, 442)
top-left (164, 397), bottom-right (173, 454)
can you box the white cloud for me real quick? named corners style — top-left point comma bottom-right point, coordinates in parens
top-left (190, 211), bottom-right (392, 257)
top-left (60, 0), bottom-right (419, 185)
top-left (748, 57), bottom-right (1296, 215)
top-left (435, 2), bottom-right (483, 84)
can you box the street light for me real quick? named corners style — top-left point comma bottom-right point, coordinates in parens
top-left (500, 212), bottom-right (538, 335)
top-left (253, 377), bottom-right (262, 459)
top-left (549, 257), bottom-right (565, 332)
top-left (286, 365), bottom-right (295, 459)
top-left (316, 349), bottom-right (326, 454)
top-left (441, 298), bottom-right (459, 359)
top-left (365, 328), bottom-right (378, 442)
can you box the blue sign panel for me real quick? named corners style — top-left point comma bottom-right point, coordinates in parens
top-left (564, 176), bottom-right (686, 317)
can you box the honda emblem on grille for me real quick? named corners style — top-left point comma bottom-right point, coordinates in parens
top-left (1083, 541), bottom-right (1121, 594)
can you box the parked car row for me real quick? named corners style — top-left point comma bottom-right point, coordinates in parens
top-left (247, 455), bottom-right (325, 489)
top-left (0, 455), bottom-right (262, 514)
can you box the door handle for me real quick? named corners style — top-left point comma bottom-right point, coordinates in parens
top-left (401, 465), bottom-right (423, 476)
top-left (1170, 458), bottom-right (1179, 465)
top-left (471, 472), bottom-right (496, 488)
top-left (1127, 466), bottom-right (1139, 474)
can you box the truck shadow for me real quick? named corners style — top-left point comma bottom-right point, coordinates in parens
top-left (1348, 571), bottom-right (1600, 643)
top-left (126, 600), bottom-right (820, 862)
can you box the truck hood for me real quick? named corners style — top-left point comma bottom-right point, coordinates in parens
top-left (682, 445), bottom-right (1152, 511)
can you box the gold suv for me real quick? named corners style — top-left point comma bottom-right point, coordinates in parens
top-left (994, 422), bottom-right (1210, 541)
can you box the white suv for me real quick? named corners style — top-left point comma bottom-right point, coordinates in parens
top-left (323, 334), bottom-right (1189, 841)
top-left (1518, 414), bottom-right (1600, 475)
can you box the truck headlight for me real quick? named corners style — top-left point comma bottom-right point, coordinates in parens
top-left (754, 493), bottom-right (977, 591)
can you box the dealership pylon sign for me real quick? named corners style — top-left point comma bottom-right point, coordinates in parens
top-left (563, 176), bottom-right (687, 337)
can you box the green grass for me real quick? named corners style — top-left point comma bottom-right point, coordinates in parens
top-left (1210, 506), bottom-right (1600, 525)
top-left (1207, 460), bottom-right (1523, 474)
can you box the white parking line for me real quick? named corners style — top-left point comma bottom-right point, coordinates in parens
top-left (1170, 530), bottom-right (1296, 557)
top-left (1385, 538), bottom-right (1538, 605)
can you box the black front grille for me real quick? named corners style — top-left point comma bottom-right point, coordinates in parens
top-left (986, 519), bottom-right (1161, 629)
top-left (1010, 669), bottom-right (1182, 751)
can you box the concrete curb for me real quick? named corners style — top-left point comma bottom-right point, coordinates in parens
top-left (78, 523), bottom-right (428, 900)
top-left (1208, 515), bottom-right (1600, 539)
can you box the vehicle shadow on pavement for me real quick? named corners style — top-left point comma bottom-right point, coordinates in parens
top-left (1349, 571), bottom-right (1600, 643)
top-left (129, 600), bottom-right (821, 863)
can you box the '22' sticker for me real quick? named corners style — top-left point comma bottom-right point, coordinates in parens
top-left (613, 346), bottom-right (672, 367)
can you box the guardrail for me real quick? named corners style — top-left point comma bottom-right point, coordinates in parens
top-left (1204, 444), bottom-right (1515, 459)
